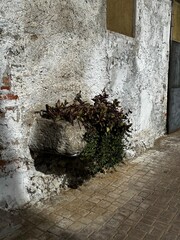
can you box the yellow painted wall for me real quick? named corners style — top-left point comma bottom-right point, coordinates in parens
top-left (107, 0), bottom-right (135, 37)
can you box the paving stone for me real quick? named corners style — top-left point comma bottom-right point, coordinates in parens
top-left (160, 231), bottom-right (179, 240)
top-left (113, 231), bottom-right (127, 240)
top-left (126, 228), bottom-right (146, 239)
top-left (55, 208), bottom-right (73, 218)
top-left (105, 218), bottom-right (121, 229)
top-left (139, 214), bottom-right (156, 226)
top-left (106, 204), bottom-right (119, 212)
top-left (37, 220), bottom-right (54, 231)
top-left (117, 207), bottom-right (133, 217)
top-left (56, 218), bottom-right (73, 229)
top-left (128, 212), bottom-right (143, 222)
top-left (79, 226), bottom-right (96, 237)
top-left (38, 232), bottom-right (59, 240)
top-left (135, 222), bottom-right (154, 234)
top-left (68, 221), bottom-right (87, 232)
top-left (20, 228), bottom-right (44, 238)
top-left (47, 213), bottom-right (64, 223)
top-left (84, 211), bottom-right (99, 221)
top-left (91, 206), bottom-right (106, 215)
top-left (148, 227), bottom-right (165, 239)
top-left (97, 200), bottom-right (111, 208)
top-left (68, 213), bottom-right (82, 222)
top-left (67, 233), bottom-right (88, 240)
top-left (2, 131), bottom-right (180, 240)
top-left (88, 230), bottom-right (112, 240)
top-left (28, 215), bottom-right (45, 225)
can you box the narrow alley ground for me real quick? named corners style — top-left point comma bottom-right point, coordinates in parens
top-left (1, 130), bottom-right (180, 240)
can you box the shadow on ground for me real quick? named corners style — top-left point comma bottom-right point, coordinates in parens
top-left (0, 206), bottom-right (81, 240)
top-left (31, 151), bottom-right (92, 189)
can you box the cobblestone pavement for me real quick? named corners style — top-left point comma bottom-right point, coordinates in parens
top-left (1, 130), bottom-right (180, 240)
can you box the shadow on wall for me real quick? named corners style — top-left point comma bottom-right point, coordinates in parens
top-left (0, 107), bottom-right (29, 210)
top-left (0, 71), bottom-right (27, 209)
top-left (29, 117), bottom-right (90, 189)
top-left (0, 0), bottom-right (30, 210)
top-left (24, 0), bottom-right (107, 193)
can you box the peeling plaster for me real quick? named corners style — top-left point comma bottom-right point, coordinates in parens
top-left (0, 0), bottom-right (171, 208)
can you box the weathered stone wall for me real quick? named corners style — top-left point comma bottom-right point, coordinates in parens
top-left (0, 0), bottom-right (171, 208)
top-left (107, 0), bottom-right (172, 156)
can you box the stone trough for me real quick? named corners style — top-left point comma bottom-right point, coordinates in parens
top-left (29, 118), bottom-right (86, 157)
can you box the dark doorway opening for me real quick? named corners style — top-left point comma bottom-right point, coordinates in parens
top-left (167, 0), bottom-right (180, 133)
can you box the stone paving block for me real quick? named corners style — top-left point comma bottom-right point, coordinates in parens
top-left (2, 131), bottom-right (180, 240)
top-left (84, 211), bottom-right (99, 221)
top-left (79, 226), bottom-right (96, 237)
top-left (67, 233), bottom-right (88, 240)
top-left (2, 229), bottom-right (25, 240)
top-left (123, 203), bottom-right (139, 211)
top-left (168, 222), bottom-right (180, 234)
top-left (148, 227), bottom-right (165, 239)
top-left (173, 213), bottom-right (180, 224)
top-left (160, 231), bottom-right (179, 240)
top-left (135, 222), bottom-right (154, 234)
top-left (55, 208), bottom-right (74, 219)
top-left (125, 228), bottom-right (147, 239)
top-left (146, 206), bottom-right (164, 218)
top-left (130, 195), bottom-right (145, 204)
top-left (91, 206), bottom-right (106, 215)
top-left (78, 216), bottom-right (92, 225)
top-left (152, 221), bottom-right (169, 232)
top-left (37, 220), bottom-right (54, 231)
top-left (68, 221), bottom-right (87, 232)
top-left (139, 214), bottom-right (156, 226)
top-left (116, 223), bottom-right (132, 234)
top-left (87, 196), bottom-right (101, 204)
top-left (68, 213), bottom-right (81, 222)
top-left (38, 232), bottom-right (59, 240)
top-left (47, 213), bottom-right (64, 223)
top-left (113, 231), bottom-right (127, 240)
top-left (28, 215), bottom-right (46, 225)
top-left (105, 217), bottom-right (121, 229)
top-left (139, 202), bottom-right (151, 210)
top-left (48, 225), bottom-right (65, 236)
top-left (113, 212), bottom-right (127, 222)
top-left (117, 207), bottom-right (133, 217)
top-left (79, 201), bottom-right (95, 210)
top-left (71, 208), bottom-right (90, 217)
top-left (108, 204), bottom-right (119, 212)
top-left (56, 218), bottom-right (74, 229)
top-left (112, 200), bottom-right (125, 207)
top-left (20, 228), bottom-right (44, 239)
top-left (143, 234), bottom-right (159, 240)
top-left (88, 230), bottom-right (113, 240)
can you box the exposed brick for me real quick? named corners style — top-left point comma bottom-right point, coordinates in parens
top-left (5, 107), bottom-right (15, 111)
top-left (1, 86), bottom-right (11, 91)
top-left (0, 94), bottom-right (18, 100)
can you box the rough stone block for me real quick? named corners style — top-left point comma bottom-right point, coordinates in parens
top-left (29, 118), bottom-right (86, 156)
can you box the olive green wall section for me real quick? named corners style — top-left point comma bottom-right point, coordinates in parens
top-left (173, 1), bottom-right (180, 42)
top-left (107, 0), bottom-right (135, 37)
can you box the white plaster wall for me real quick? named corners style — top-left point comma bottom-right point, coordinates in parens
top-left (107, 0), bottom-right (172, 156)
top-left (0, 0), bottom-right (171, 208)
